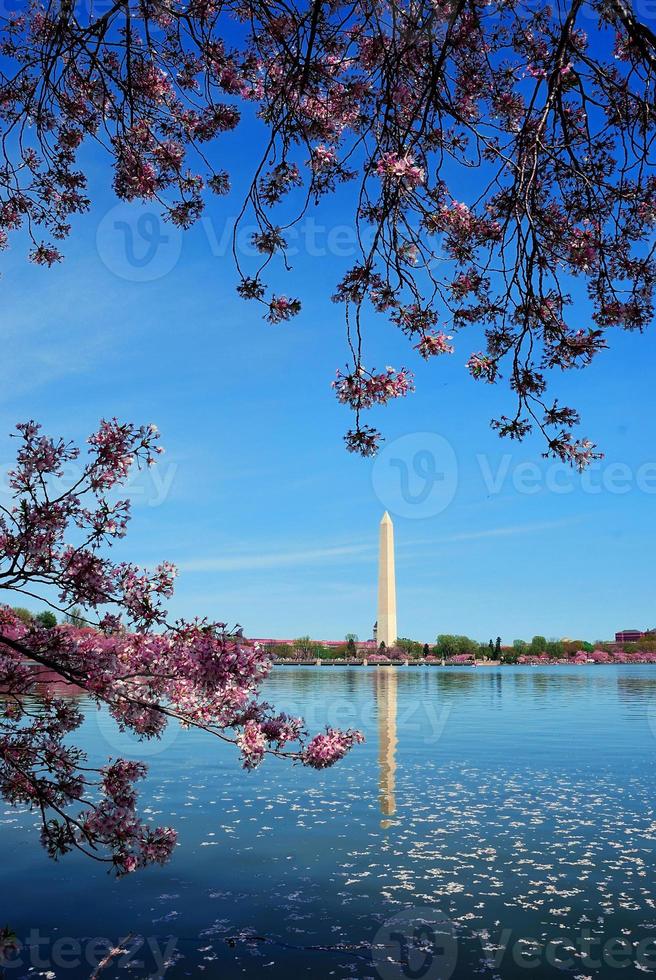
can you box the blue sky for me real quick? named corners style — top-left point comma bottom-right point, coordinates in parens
top-left (2, 117), bottom-right (655, 645)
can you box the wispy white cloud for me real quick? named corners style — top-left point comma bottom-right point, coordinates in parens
top-left (445, 518), bottom-right (576, 541)
top-left (1, 265), bottom-right (114, 401)
top-left (177, 518), bottom-right (579, 575)
top-left (423, 517), bottom-right (580, 545)
top-left (177, 542), bottom-right (374, 573)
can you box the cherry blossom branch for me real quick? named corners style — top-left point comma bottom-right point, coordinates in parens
top-left (1, 0), bottom-right (656, 464)
top-left (0, 419), bottom-right (363, 874)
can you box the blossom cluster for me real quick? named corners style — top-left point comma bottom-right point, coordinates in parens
top-left (517, 650), bottom-right (656, 666)
top-left (1, 0), bottom-right (653, 464)
top-left (0, 422), bottom-right (363, 873)
top-left (301, 728), bottom-right (365, 769)
top-left (375, 152), bottom-right (425, 189)
top-left (266, 295), bottom-right (302, 323)
top-left (332, 366), bottom-right (414, 410)
top-left (343, 425), bottom-right (383, 457)
top-left (428, 202), bottom-right (502, 262)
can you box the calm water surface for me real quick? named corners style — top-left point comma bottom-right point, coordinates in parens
top-left (4, 666), bottom-right (656, 979)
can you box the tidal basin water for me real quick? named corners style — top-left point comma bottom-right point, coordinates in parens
top-left (5, 666), bottom-right (656, 979)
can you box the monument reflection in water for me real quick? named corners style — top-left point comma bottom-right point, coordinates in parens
top-left (375, 667), bottom-right (398, 828)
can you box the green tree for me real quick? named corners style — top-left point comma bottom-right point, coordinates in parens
top-left (325, 644), bottom-right (347, 659)
top-left (564, 640), bottom-right (595, 655)
top-left (396, 637), bottom-right (423, 658)
top-left (269, 643), bottom-right (293, 658)
top-left (495, 637), bottom-right (502, 656)
top-left (529, 635), bottom-right (547, 655)
top-left (11, 607), bottom-right (33, 625)
top-left (65, 607), bottom-right (86, 627)
top-left (346, 637), bottom-right (357, 657)
top-left (488, 639), bottom-right (494, 657)
top-left (345, 633), bottom-right (358, 644)
top-left (513, 639), bottom-right (528, 653)
top-left (435, 635), bottom-right (458, 658)
top-left (545, 640), bottom-right (565, 658)
top-left (292, 636), bottom-right (323, 658)
top-left (35, 611), bottom-right (57, 629)
top-left (423, 643), bottom-right (430, 658)
top-left (435, 634), bottom-right (477, 659)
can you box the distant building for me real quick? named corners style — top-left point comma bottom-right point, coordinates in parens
top-left (615, 629), bottom-right (643, 643)
top-left (252, 637), bottom-right (377, 652)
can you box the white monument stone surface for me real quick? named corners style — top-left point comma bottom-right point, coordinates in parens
top-left (377, 511), bottom-right (397, 648)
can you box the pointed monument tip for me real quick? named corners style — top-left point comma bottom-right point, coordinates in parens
top-left (381, 511), bottom-right (392, 524)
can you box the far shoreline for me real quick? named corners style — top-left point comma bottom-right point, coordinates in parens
top-left (271, 658), bottom-right (656, 668)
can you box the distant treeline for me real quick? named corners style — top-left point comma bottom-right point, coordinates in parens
top-left (268, 633), bottom-right (649, 662)
top-left (8, 606), bottom-right (85, 628)
top-left (266, 634), bottom-right (496, 660)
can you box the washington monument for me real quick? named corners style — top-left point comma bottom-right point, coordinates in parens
top-left (377, 511), bottom-right (397, 647)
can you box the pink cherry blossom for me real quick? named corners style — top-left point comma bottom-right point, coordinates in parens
top-left (237, 720), bottom-right (267, 769)
top-left (375, 151), bottom-right (425, 189)
top-left (0, 0), bottom-right (652, 466)
top-left (301, 728), bottom-right (364, 769)
top-left (0, 422), bottom-right (363, 873)
top-left (415, 332), bottom-right (454, 359)
top-left (332, 365), bottom-right (414, 411)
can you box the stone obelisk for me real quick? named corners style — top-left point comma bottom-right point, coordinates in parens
top-left (377, 511), bottom-right (397, 647)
